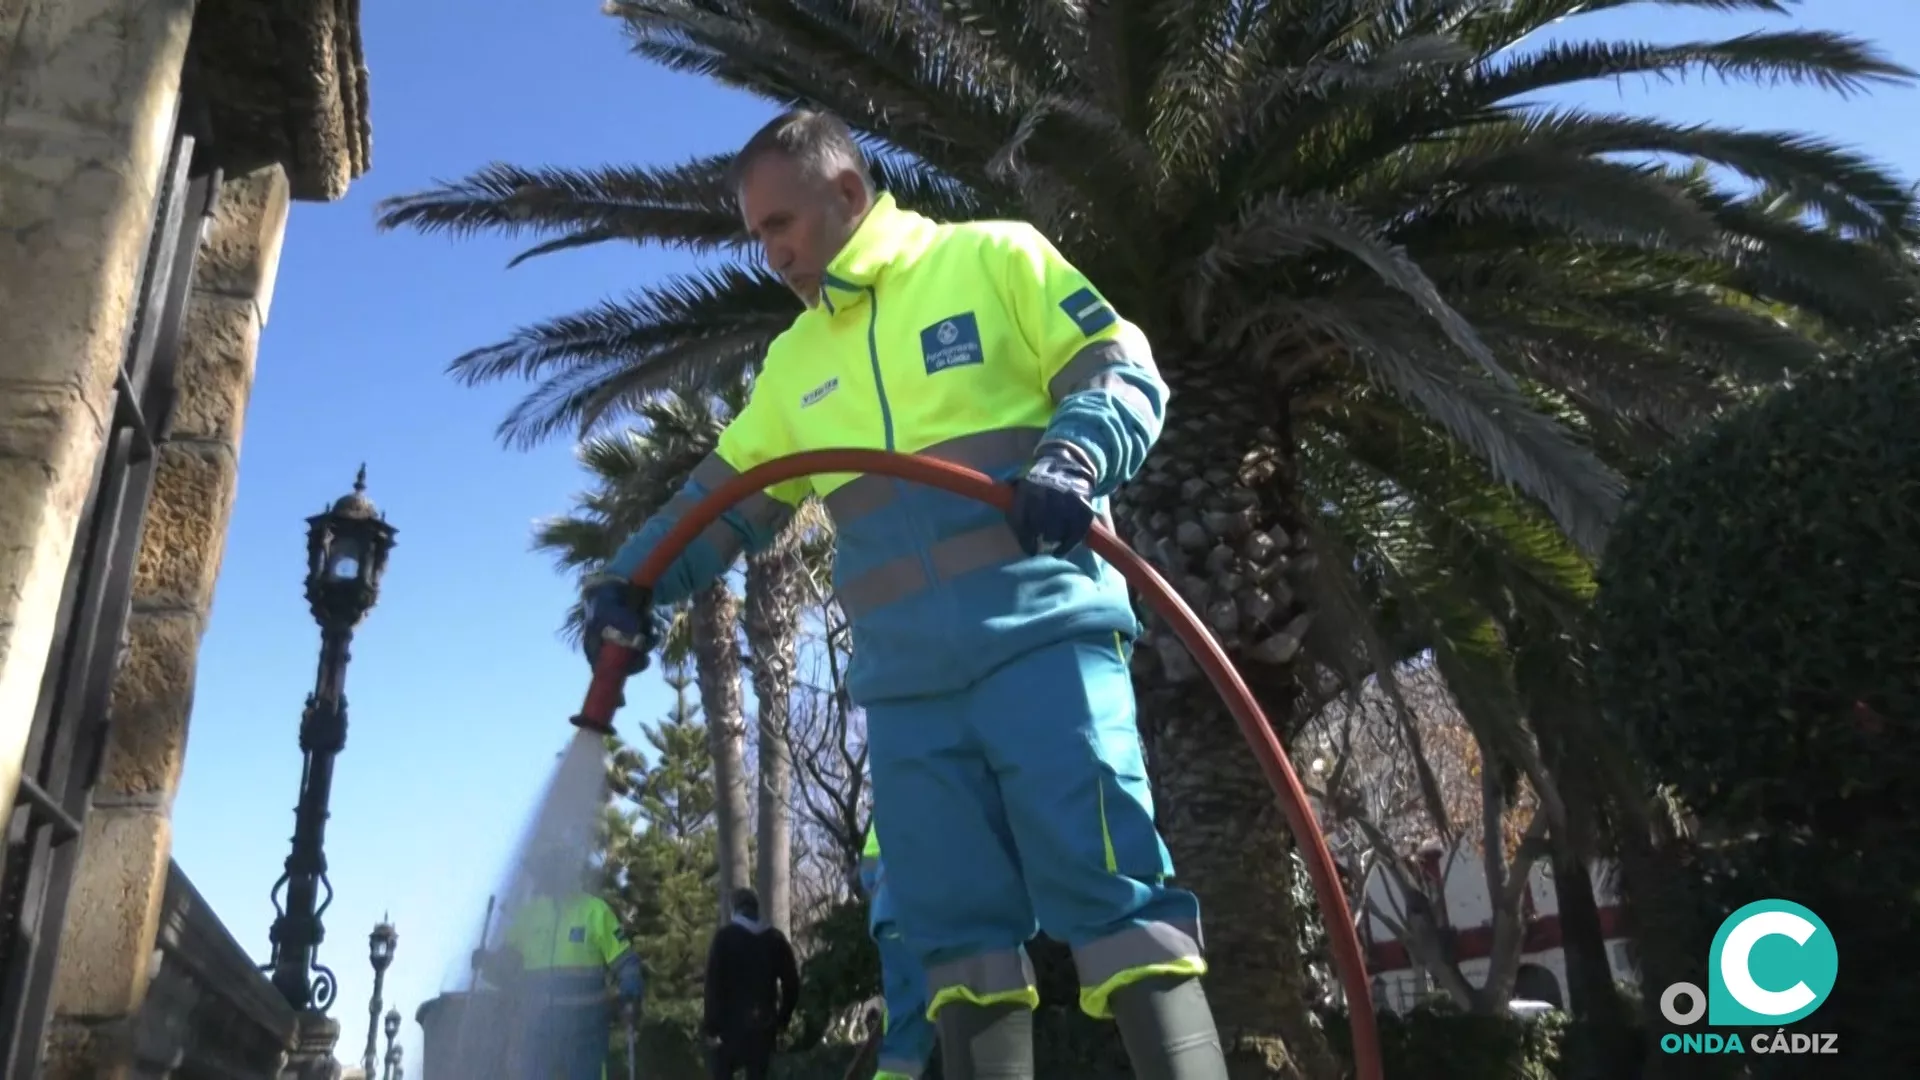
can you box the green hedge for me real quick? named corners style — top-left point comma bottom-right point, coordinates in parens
top-left (793, 898), bottom-right (882, 1049)
top-left (1592, 338), bottom-right (1920, 841)
top-left (1592, 332), bottom-right (1920, 1075)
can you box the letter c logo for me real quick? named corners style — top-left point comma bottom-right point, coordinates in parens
top-left (1720, 910), bottom-right (1817, 1016)
top-left (1706, 900), bottom-right (1838, 1026)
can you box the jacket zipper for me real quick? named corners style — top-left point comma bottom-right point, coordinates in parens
top-left (863, 286), bottom-right (943, 605)
top-left (863, 286), bottom-right (895, 451)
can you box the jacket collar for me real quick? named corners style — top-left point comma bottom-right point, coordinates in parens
top-left (817, 192), bottom-right (929, 315)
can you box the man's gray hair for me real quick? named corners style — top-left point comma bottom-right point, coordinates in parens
top-left (732, 108), bottom-right (873, 191)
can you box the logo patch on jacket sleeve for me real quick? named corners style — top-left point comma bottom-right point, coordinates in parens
top-left (1060, 287), bottom-right (1117, 337)
top-left (569, 926), bottom-right (586, 943)
top-left (921, 313), bottom-right (984, 374)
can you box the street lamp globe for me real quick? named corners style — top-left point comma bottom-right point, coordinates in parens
top-left (384, 1007), bottom-right (401, 1041)
top-left (368, 920), bottom-right (397, 974)
top-left (304, 465), bottom-right (398, 631)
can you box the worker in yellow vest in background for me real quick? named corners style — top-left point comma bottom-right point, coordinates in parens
top-left (860, 824), bottom-right (934, 1080)
top-left (476, 847), bottom-right (645, 1080)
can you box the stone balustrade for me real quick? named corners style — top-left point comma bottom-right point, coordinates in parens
top-left (127, 862), bottom-right (297, 1077)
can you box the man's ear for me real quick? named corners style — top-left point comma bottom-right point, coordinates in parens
top-left (834, 169), bottom-right (872, 216)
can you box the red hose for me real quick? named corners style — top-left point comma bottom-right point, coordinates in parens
top-left (572, 449), bottom-right (1383, 1080)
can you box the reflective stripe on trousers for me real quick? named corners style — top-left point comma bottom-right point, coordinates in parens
top-left (1071, 920), bottom-right (1205, 990)
top-left (923, 947), bottom-right (1037, 1014)
top-left (1074, 920), bottom-right (1208, 1019)
top-left (921, 921), bottom-right (1206, 1020)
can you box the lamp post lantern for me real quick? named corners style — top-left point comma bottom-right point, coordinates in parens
top-left (264, 465), bottom-right (397, 1024)
top-left (382, 1006), bottom-right (402, 1078)
top-left (361, 919), bottom-right (398, 1076)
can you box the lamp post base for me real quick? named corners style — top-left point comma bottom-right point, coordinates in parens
top-left (280, 1012), bottom-right (343, 1080)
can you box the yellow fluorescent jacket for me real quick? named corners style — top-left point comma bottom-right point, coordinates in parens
top-left (608, 192), bottom-right (1169, 703)
top-left (502, 892), bottom-right (639, 1001)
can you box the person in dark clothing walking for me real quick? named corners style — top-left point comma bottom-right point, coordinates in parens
top-left (704, 888), bottom-right (800, 1080)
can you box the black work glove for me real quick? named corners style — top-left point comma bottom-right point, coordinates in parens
top-left (1007, 442), bottom-right (1100, 557)
top-left (581, 575), bottom-right (658, 675)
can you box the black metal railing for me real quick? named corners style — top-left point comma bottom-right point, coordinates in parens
top-left (0, 95), bottom-right (219, 1074)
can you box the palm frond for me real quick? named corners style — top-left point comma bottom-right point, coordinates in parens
top-left (1472, 31), bottom-right (1913, 106)
top-left (1453, 0), bottom-right (1792, 55)
top-left (1375, 154), bottom-right (1726, 255)
top-left (374, 158), bottom-right (746, 257)
top-left (1195, 194), bottom-right (1517, 390)
top-left (606, 0), bottom-right (1018, 192)
top-left (447, 267), bottom-right (796, 448)
top-left (1274, 298), bottom-right (1624, 556)
top-left (1443, 109), bottom-right (1918, 245)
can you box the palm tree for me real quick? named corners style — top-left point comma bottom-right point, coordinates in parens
top-left (534, 382), bottom-right (818, 932)
top-left (534, 391), bottom-right (756, 922)
top-left (744, 512), bottom-right (807, 935)
top-left (380, 3), bottom-right (1919, 1072)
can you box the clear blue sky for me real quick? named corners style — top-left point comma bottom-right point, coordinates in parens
top-left (165, 0), bottom-right (1917, 1068)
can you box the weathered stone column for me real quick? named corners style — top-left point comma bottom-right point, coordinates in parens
top-left (0, 0), bottom-right (198, 840)
top-left (42, 164), bottom-right (291, 1079)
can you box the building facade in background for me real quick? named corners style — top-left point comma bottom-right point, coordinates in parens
top-left (0, 0), bottom-right (371, 1075)
top-left (1359, 839), bottom-right (1635, 1013)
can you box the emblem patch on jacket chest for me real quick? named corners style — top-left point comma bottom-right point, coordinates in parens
top-left (921, 313), bottom-right (984, 374)
top-left (569, 926), bottom-right (586, 942)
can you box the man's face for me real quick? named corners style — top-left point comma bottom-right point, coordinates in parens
top-left (739, 153), bottom-right (870, 306)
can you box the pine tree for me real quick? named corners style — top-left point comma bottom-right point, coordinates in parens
top-left (596, 664), bottom-right (722, 1051)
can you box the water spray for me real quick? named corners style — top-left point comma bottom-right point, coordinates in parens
top-left (568, 448), bottom-right (1385, 1080)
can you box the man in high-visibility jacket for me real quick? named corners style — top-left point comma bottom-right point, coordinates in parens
top-left (583, 109), bottom-right (1227, 1079)
top-left (859, 824), bottom-right (934, 1080)
top-left (477, 851), bottom-right (646, 1080)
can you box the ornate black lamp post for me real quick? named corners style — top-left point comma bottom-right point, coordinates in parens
top-left (381, 1007), bottom-right (402, 1079)
top-left (361, 919), bottom-right (398, 1076)
top-left (263, 467), bottom-right (397, 1029)
top-left (383, 1032), bottom-right (404, 1080)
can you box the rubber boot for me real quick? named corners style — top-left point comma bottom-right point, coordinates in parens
top-left (1111, 975), bottom-right (1230, 1080)
top-left (935, 1001), bottom-right (1034, 1080)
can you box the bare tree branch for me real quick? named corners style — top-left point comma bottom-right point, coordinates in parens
top-left (1298, 661), bottom-right (1547, 1014)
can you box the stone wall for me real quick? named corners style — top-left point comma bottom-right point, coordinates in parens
top-left (3, 0), bottom-right (372, 1075)
top-left (43, 163), bottom-right (292, 1078)
top-left (0, 0), bottom-right (199, 855)
top-left (189, 0), bottom-right (371, 201)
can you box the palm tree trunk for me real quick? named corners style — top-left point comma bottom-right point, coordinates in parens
top-left (1530, 701), bottom-right (1633, 1076)
top-left (1118, 396), bottom-right (1344, 1080)
top-left (745, 528), bottom-right (804, 935)
top-left (1614, 821), bottom-right (1720, 1080)
top-left (690, 581), bottom-right (753, 923)
top-left (1551, 848), bottom-right (1635, 1080)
